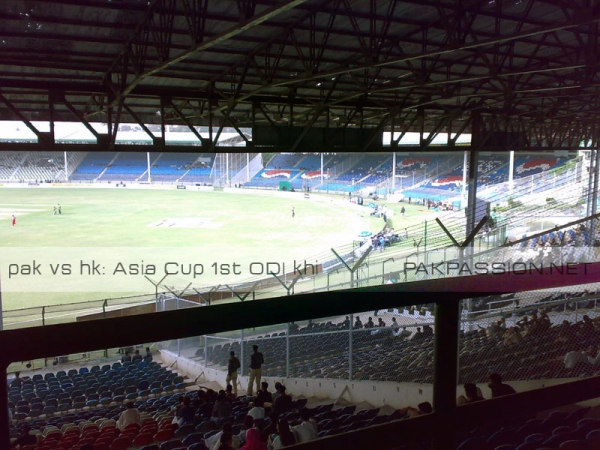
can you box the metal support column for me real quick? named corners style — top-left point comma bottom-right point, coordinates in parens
top-left (240, 329), bottom-right (245, 377)
top-left (147, 152), bottom-right (152, 183)
top-left (246, 153), bottom-right (250, 182)
top-left (349, 314), bottom-right (354, 381)
top-left (589, 148), bottom-right (600, 246)
top-left (321, 153), bottom-right (324, 186)
top-left (508, 151), bottom-right (515, 195)
top-left (465, 150), bottom-right (480, 255)
top-left (286, 323), bottom-right (290, 378)
top-left (392, 152), bottom-right (396, 191)
top-left (64, 151), bottom-right (69, 182)
top-left (461, 151), bottom-right (468, 210)
top-left (586, 150), bottom-right (595, 218)
top-left (432, 299), bottom-right (461, 450)
top-left (204, 335), bottom-right (208, 367)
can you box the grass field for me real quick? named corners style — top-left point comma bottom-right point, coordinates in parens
top-left (0, 187), bottom-right (437, 310)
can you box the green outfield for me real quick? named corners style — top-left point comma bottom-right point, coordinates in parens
top-left (0, 187), bottom-right (436, 311)
top-left (0, 187), bottom-right (439, 312)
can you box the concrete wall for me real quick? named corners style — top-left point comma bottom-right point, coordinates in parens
top-left (161, 350), bottom-right (600, 411)
top-left (161, 350), bottom-right (432, 410)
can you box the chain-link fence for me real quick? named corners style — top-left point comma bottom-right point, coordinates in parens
top-left (169, 305), bottom-right (436, 387)
top-left (2, 293), bottom-right (162, 330)
top-left (153, 284), bottom-right (600, 406)
top-left (457, 283), bottom-right (600, 406)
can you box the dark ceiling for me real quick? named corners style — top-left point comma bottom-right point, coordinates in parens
top-left (1, 0), bottom-right (599, 150)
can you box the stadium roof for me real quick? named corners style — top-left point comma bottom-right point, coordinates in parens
top-left (1, 0), bottom-right (599, 151)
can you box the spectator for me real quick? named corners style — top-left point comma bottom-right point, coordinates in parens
top-left (377, 318), bottom-right (386, 328)
top-left (225, 384), bottom-right (237, 402)
top-left (537, 310), bottom-right (551, 333)
top-left (213, 391), bottom-right (233, 421)
top-left (271, 382), bottom-right (283, 404)
top-left (395, 326), bottom-right (412, 339)
top-left (578, 315), bottom-right (596, 338)
top-left (268, 418), bottom-right (297, 449)
top-left (241, 427), bottom-right (267, 450)
top-left (216, 432), bottom-right (235, 450)
top-left (354, 316), bottom-right (363, 329)
top-left (411, 327), bottom-right (424, 341)
top-left (171, 395), bottom-right (185, 417)
top-left (365, 317), bottom-right (375, 329)
top-left (262, 411), bottom-right (279, 442)
top-left (273, 385), bottom-right (293, 415)
top-left (198, 392), bottom-right (215, 420)
top-left (339, 316), bottom-right (350, 329)
top-left (248, 399), bottom-right (266, 420)
top-left (116, 402), bottom-right (141, 431)
top-left (8, 371), bottom-right (22, 389)
top-left (588, 344), bottom-right (600, 365)
top-left (478, 320), bottom-right (502, 338)
top-left (457, 383), bottom-right (485, 405)
top-left (556, 320), bottom-right (573, 344)
top-left (238, 416), bottom-right (256, 447)
top-left (121, 351), bottom-right (132, 364)
top-left (502, 327), bottom-right (522, 346)
top-left (177, 396), bottom-right (196, 426)
top-left (488, 373), bottom-right (516, 397)
top-left (248, 345), bottom-right (264, 397)
top-left (227, 351), bottom-right (241, 396)
top-left (132, 349), bottom-right (143, 363)
top-left (144, 347), bottom-right (153, 362)
top-left (390, 318), bottom-right (400, 332)
top-left (290, 408), bottom-right (318, 444)
top-left (564, 346), bottom-right (591, 370)
top-left (256, 382), bottom-right (273, 407)
top-left (205, 423), bottom-right (240, 450)
top-left (422, 324), bottom-right (434, 337)
top-left (397, 402), bottom-right (433, 419)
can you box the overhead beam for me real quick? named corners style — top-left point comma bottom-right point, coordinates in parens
top-left (226, 13), bottom-right (600, 107)
top-left (118, 0), bottom-right (311, 98)
top-left (0, 91), bottom-right (42, 138)
top-left (62, 96), bottom-right (101, 140)
top-left (168, 99), bottom-right (209, 146)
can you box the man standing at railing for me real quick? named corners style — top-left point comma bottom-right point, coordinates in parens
top-left (247, 345), bottom-right (264, 397)
top-left (226, 351), bottom-right (241, 396)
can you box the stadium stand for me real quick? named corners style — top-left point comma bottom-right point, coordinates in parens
top-left (266, 153), bottom-right (305, 169)
top-left (335, 154), bottom-right (391, 183)
top-left (245, 169), bottom-right (301, 189)
top-left (148, 153), bottom-right (199, 182)
top-left (177, 155), bottom-right (215, 183)
top-left (70, 152), bottom-right (116, 181)
top-left (8, 359), bottom-right (435, 449)
top-left (483, 155), bottom-right (572, 185)
top-left (0, 151), bottom-right (85, 182)
top-left (98, 152), bottom-right (158, 181)
top-left (0, 151), bottom-right (27, 180)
